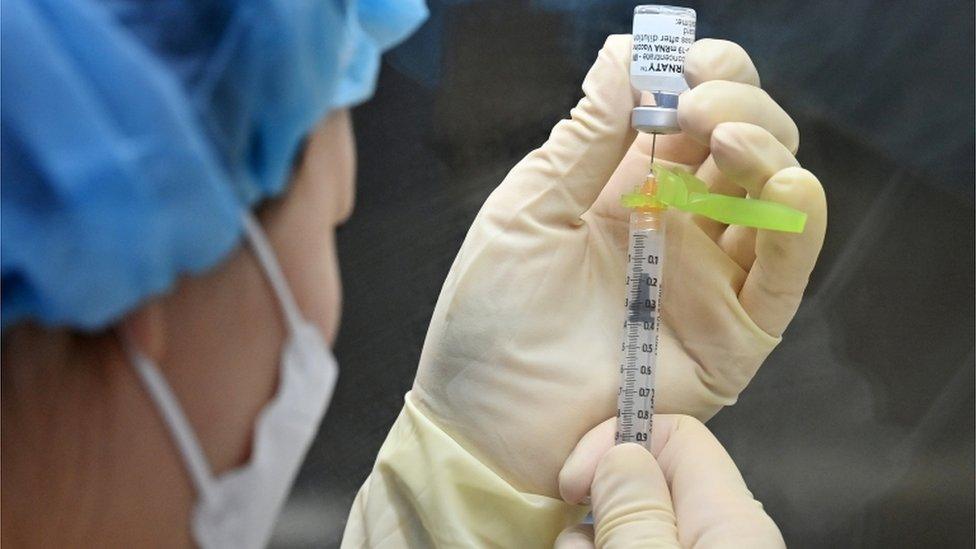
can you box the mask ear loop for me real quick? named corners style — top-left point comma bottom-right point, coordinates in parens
top-left (240, 212), bottom-right (307, 335)
top-left (122, 333), bottom-right (217, 505)
top-left (122, 212), bottom-right (309, 508)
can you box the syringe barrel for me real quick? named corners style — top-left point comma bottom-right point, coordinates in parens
top-left (615, 208), bottom-right (666, 451)
top-left (630, 209), bottom-right (663, 231)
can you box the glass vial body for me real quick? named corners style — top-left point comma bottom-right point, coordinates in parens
top-left (630, 5), bottom-right (697, 97)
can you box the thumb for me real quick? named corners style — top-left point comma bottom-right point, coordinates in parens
top-left (489, 34), bottom-right (638, 228)
top-left (591, 443), bottom-right (680, 548)
top-left (559, 420), bottom-right (680, 547)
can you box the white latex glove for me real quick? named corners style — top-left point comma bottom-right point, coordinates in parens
top-left (412, 36), bottom-right (827, 497)
top-left (555, 415), bottom-right (785, 548)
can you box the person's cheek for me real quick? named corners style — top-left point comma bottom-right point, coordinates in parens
top-left (264, 109), bottom-right (355, 344)
top-left (320, 110), bottom-right (354, 343)
top-left (333, 109), bottom-right (357, 224)
top-left (317, 229), bottom-right (344, 345)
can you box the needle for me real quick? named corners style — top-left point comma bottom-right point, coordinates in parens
top-left (650, 132), bottom-right (657, 165)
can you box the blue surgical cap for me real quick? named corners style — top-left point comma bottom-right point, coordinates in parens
top-left (1, 0), bottom-right (427, 331)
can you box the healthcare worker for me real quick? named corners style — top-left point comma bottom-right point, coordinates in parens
top-left (1, 2), bottom-right (826, 548)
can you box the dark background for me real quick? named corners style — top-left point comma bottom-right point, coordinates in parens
top-left (272, 1), bottom-right (976, 547)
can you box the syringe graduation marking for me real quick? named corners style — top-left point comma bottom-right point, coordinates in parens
top-left (616, 224), bottom-right (663, 449)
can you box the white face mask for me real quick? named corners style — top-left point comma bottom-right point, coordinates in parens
top-left (124, 212), bottom-right (338, 549)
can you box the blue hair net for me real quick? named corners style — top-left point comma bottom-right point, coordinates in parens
top-left (1, 0), bottom-right (428, 331)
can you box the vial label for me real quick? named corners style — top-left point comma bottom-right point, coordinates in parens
top-left (631, 13), bottom-right (695, 80)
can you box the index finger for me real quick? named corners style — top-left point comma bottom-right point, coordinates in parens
top-left (679, 81), bottom-right (800, 153)
top-left (680, 38), bottom-right (799, 154)
top-left (642, 39), bottom-right (764, 167)
top-left (685, 39), bottom-right (761, 88)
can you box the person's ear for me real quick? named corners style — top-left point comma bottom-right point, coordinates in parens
top-left (122, 299), bottom-right (167, 363)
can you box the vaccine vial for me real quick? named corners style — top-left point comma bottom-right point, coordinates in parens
top-left (630, 5), bottom-right (696, 134)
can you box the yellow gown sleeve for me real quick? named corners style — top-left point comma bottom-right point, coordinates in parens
top-left (341, 392), bottom-right (590, 548)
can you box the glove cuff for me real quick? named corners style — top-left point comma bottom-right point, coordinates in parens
top-left (342, 392), bottom-right (589, 547)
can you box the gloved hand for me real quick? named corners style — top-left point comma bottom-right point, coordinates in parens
top-left (411, 35), bottom-right (827, 497)
top-left (555, 415), bottom-right (785, 548)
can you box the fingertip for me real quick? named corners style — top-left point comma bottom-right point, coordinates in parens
top-left (710, 121), bottom-right (757, 158)
top-left (595, 443), bottom-right (654, 481)
top-left (676, 82), bottom-right (718, 145)
top-left (648, 414), bottom-right (680, 455)
top-left (679, 82), bottom-right (800, 153)
top-left (652, 414), bottom-right (709, 451)
top-left (601, 34), bottom-right (636, 79)
top-left (762, 167), bottom-right (827, 217)
top-left (558, 458), bottom-right (588, 504)
top-left (592, 33), bottom-right (636, 86)
top-left (685, 39), bottom-right (761, 87)
top-left (668, 413), bottom-right (709, 434)
top-left (606, 33), bottom-right (632, 49)
top-left (591, 443), bottom-right (662, 501)
top-left (751, 88), bottom-right (800, 154)
top-left (555, 525), bottom-right (596, 549)
top-left (559, 418), bottom-right (617, 504)
top-left (765, 165), bottom-right (820, 188)
top-left (710, 122), bottom-right (800, 196)
top-left (709, 122), bottom-right (763, 187)
top-left (782, 116), bottom-right (800, 154)
top-left (763, 167), bottom-right (827, 254)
